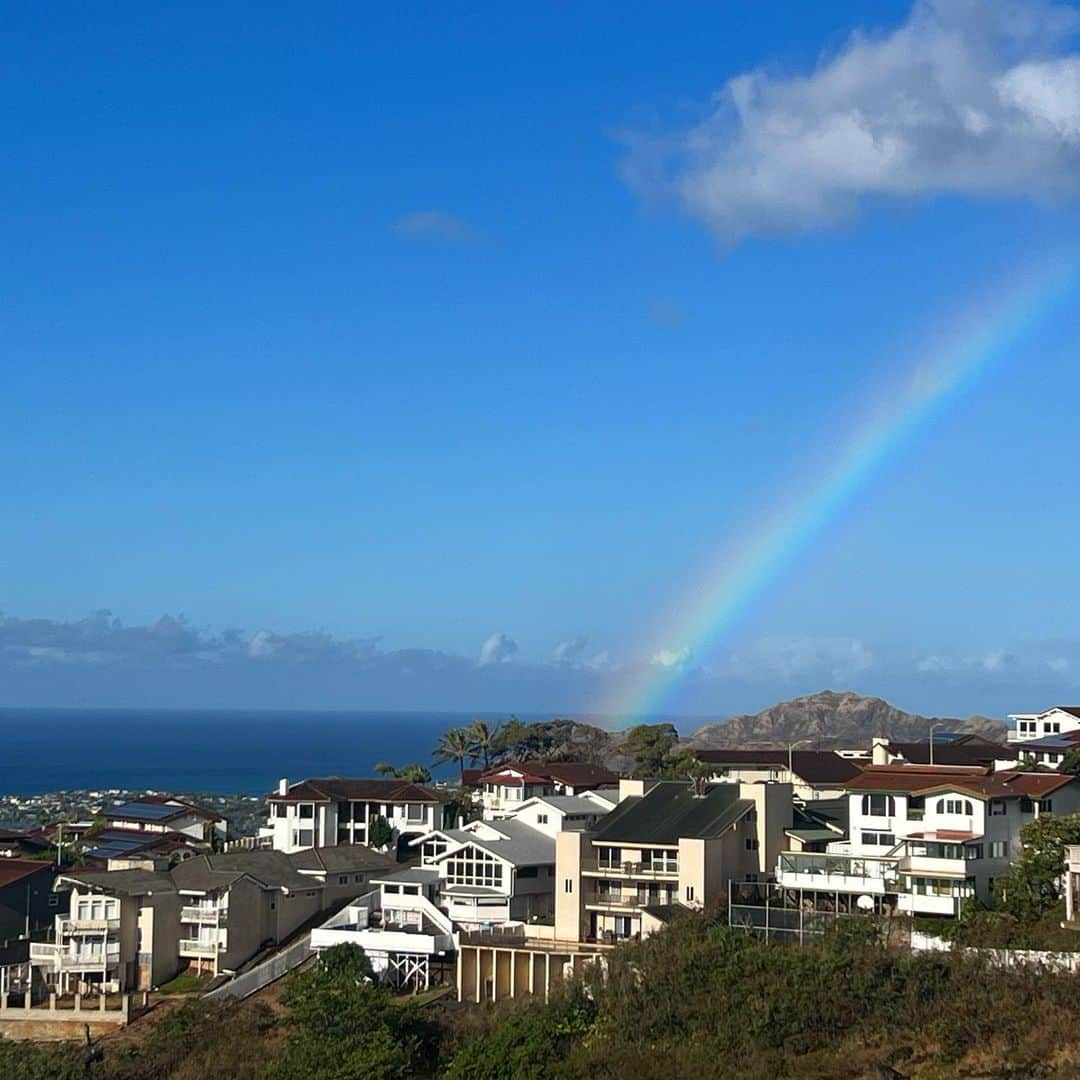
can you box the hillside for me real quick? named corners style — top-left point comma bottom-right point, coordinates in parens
top-left (682, 689), bottom-right (1007, 749)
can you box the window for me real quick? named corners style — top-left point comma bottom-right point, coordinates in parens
top-left (641, 848), bottom-right (678, 873)
top-left (517, 866), bottom-right (538, 878)
top-left (926, 842), bottom-right (964, 859)
top-left (298, 803), bottom-right (314, 819)
top-left (936, 798), bottom-right (973, 816)
top-left (271, 803), bottom-right (285, 819)
top-left (564, 879), bottom-right (573, 894)
top-left (338, 875), bottom-right (348, 885)
top-left (354, 873), bottom-right (363, 882)
top-left (537, 813), bottom-right (549, 825)
top-left (964, 844), bottom-right (983, 860)
top-left (989, 800), bottom-right (1006, 816)
top-left (861, 794), bottom-right (896, 818)
top-left (861, 831), bottom-right (896, 847)
top-left (745, 838), bottom-right (759, 851)
top-left (292, 828), bottom-right (314, 847)
top-left (990, 841), bottom-right (1008, 858)
top-left (1047, 722), bottom-right (1061, 734)
top-left (444, 845), bottom-right (504, 888)
top-left (422, 839), bottom-right (448, 864)
top-left (1020, 797), bottom-right (1034, 813)
top-left (1036, 799), bottom-right (1054, 814)
top-left (406, 803), bottom-right (426, 822)
top-left (597, 847), bottom-right (622, 870)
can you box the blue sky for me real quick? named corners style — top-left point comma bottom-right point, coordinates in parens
top-left (3, 1), bottom-right (1080, 720)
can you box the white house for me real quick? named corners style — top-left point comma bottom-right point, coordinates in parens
top-left (1008, 706), bottom-right (1080, 745)
top-left (104, 796), bottom-right (226, 846)
top-left (474, 763), bottom-right (619, 820)
top-left (776, 764), bottom-right (1080, 917)
top-left (265, 777), bottom-right (454, 854)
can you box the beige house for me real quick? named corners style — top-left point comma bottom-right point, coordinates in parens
top-left (555, 779), bottom-right (792, 943)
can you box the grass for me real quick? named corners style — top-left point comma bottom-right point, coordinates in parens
top-left (157, 972), bottom-right (213, 994)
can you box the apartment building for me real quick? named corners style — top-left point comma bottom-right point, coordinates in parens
top-left (31, 845), bottom-right (398, 990)
top-left (555, 779), bottom-right (793, 943)
top-left (0, 860), bottom-right (61, 943)
top-left (1008, 706), bottom-right (1080, 745)
top-left (475, 763), bottom-right (619, 819)
top-left (693, 749), bottom-right (862, 801)
top-left (776, 764), bottom-right (1080, 916)
top-left (266, 777), bottom-right (453, 854)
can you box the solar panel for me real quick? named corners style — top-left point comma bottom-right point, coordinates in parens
top-left (112, 802), bottom-right (177, 821)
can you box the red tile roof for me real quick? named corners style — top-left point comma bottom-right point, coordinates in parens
top-left (847, 765), bottom-right (1075, 799)
top-left (267, 778), bottom-right (441, 803)
top-left (476, 762), bottom-right (619, 787)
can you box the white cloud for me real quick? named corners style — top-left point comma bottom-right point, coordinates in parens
top-left (624, 0), bottom-right (1080, 242)
top-left (478, 632), bottom-right (518, 666)
top-left (651, 646), bottom-right (692, 668)
top-left (391, 210), bottom-right (478, 243)
top-left (727, 636), bottom-right (875, 683)
top-left (552, 636), bottom-right (588, 663)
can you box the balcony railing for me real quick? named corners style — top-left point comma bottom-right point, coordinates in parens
top-left (588, 861), bottom-right (678, 879)
top-left (61, 918), bottom-right (120, 933)
top-left (585, 893), bottom-right (647, 910)
top-left (180, 906), bottom-right (227, 923)
top-left (32, 943), bottom-right (121, 970)
top-left (179, 940), bottom-right (224, 957)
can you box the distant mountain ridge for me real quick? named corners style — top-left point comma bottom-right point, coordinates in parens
top-left (681, 689), bottom-right (1007, 750)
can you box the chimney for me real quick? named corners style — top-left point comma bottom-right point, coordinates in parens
top-left (278, 777), bottom-right (288, 796)
top-left (871, 737), bottom-right (889, 767)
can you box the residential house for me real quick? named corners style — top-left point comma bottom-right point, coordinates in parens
top-left (784, 799), bottom-right (849, 853)
top-left (1008, 706), bottom-right (1080, 745)
top-left (104, 796), bottom-right (227, 846)
top-left (693, 749), bottom-right (862, 801)
top-left (1001, 730), bottom-right (1080, 769)
top-left (878, 734), bottom-right (1016, 769)
top-left (776, 764), bottom-right (1080, 916)
top-left (504, 793), bottom-right (618, 838)
top-left (476, 763), bottom-right (620, 819)
top-left (555, 779), bottom-right (793, 943)
top-left (0, 829), bottom-right (51, 860)
top-left (0, 860), bottom-right (62, 944)
top-left (265, 777), bottom-right (453, 854)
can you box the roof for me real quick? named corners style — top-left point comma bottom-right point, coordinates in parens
top-left (887, 738), bottom-right (1015, 766)
top-left (461, 769), bottom-right (485, 787)
top-left (84, 829), bottom-right (197, 862)
top-left (786, 828), bottom-right (839, 843)
top-left (517, 795), bottom-right (612, 816)
top-left (371, 866), bottom-right (441, 885)
top-left (107, 796), bottom-right (219, 824)
top-left (693, 749), bottom-right (862, 785)
top-left (171, 851), bottom-right (319, 894)
top-left (432, 819), bottom-right (555, 868)
top-left (0, 859), bottom-right (53, 889)
top-left (847, 765), bottom-right (1076, 799)
top-left (476, 762), bottom-right (619, 788)
top-left (1012, 731), bottom-right (1080, 753)
top-left (592, 782), bottom-right (753, 845)
top-left (60, 868), bottom-right (176, 897)
top-left (268, 778), bottom-right (441, 804)
top-left (287, 846), bottom-right (398, 874)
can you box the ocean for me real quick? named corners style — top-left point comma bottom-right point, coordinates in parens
top-left (0, 708), bottom-right (518, 796)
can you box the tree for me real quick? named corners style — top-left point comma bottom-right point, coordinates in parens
top-left (468, 719), bottom-right (502, 770)
top-left (1059, 748), bottom-right (1080, 776)
top-left (375, 762), bottom-right (432, 783)
top-left (997, 812), bottom-right (1080, 921)
top-left (1012, 757), bottom-right (1045, 773)
top-left (368, 815), bottom-right (394, 850)
top-left (623, 723), bottom-right (680, 778)
top-left (433, 727), bottom-right (478, 785)
top-left (678, 752), bottom-right (714, 796)
top-left (268, 944), bottom-right (434, 1080)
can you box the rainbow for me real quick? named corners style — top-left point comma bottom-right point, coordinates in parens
top-left (601, 257), bottom-right (1079, 723)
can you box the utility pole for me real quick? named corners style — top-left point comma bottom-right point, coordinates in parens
top-left (929, 723), bottom-right (941, 766)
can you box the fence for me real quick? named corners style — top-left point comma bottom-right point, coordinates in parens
top-left (205, 933), bottom-right (313, 1001)
top-left (910, 931), bottom-right (1080, 972)
top-left (727, 881), bottom-right (881, 944)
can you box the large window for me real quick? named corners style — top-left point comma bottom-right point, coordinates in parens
top-left (298, 803), bottom-right (314, 820)
top-left (861, 830), bottom-right (896, 847)
top-left (991, 841), bottom-right (1008, 858)
top-left (935, 798), bottom-right (973, 816)
top-left (406, 803), bottom-right (427, 823)
top-left (861, 794), bottom-right (895, 818)
top-left (445, 846), bottom-right (504, 888)
top-left (422, 839), bottom-right (448, 864)
top-left (292, 828), bottom-right (314, 847)
top-left (641, 848), bottom-right (678, 873)
top-left (597, 847), bottom-right (622, 870)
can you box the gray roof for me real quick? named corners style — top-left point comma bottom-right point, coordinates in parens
top-left (372, 866), bottom-right (440, 885)
top-left (60, 868), bottom-right (176, 897)
top-left (526, 795), bottom-right (610, 816)
top-left (435, 819), bottom-right (554, 868)
top-left (592, 782), bottom-right (752, 844)
top-left (172, 850), bottom-right (318, 894)
top-left (288, 846), bottom-right (398, 875)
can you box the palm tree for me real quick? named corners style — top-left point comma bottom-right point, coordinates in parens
top-left (433, 727), bottom-right (477, 786)
top-left (468, 719), bottom-right (502, 770)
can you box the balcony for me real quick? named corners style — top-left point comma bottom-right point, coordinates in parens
top-left (179, 939), bottom-right (225, 958)
top-left (776, 852), bottom-right (901, 895)
top-left (31, 943), bottom-right (121, 970)
top-left (584, 892), bottom-right (649, 911)
top-left (584, 861), bottom-right (678, 880)
top-left (180, 906), bottom-right (227, 924)
top-left (61, 918), bottom-right (120, 933)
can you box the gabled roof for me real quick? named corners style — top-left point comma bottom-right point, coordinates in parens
top-left (107, 795), bottom-right (220, 824)
top-left (171, 850), bottom-right (319, 894)
top-left (59, 868), bottom-right (176, 897)
top-left (268, 778), bottom-right (441, 804)
top-left (592, 782), bottom-right (753, 845)
top-left (288, 846), bottom-right (398, 875)
top-left (514, 795), bottom-right (612, 816)
top-left (887, 738), bottom-right (1014, 766)
top-left (693, 749), bottom-right (862, 785)
top-left (84, 829), bottom-right (200, 862)
top-left (430, 819), bottom-right (554, 868)
top-left (847, 765), bottom-right (1076, 799)
top-left (476, 762), bottom-right (619, 788)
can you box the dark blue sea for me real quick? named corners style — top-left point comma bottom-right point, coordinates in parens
top-left (0, 708), bottom-right (524, 796)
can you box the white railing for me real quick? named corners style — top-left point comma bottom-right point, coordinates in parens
top-left (179, 940), bottom-right (223, 957)
top-left (181, 906), bottom-right (226, 922)
top-left (207, 933), bottom-right (313, 1001)
top-left (61, 918), bottom-right (120, 933)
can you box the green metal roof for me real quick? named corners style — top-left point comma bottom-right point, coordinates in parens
top-left (592, 782), bottom-right (752, 844)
